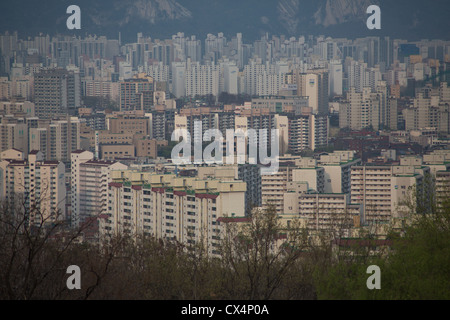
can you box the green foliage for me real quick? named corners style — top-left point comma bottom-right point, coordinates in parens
top-left (218, 92), bottom-right (253, 105)
top-left (374, 211), bottom-right (450, 299)
top-left (314, 206), bottom-right (450, 300)
top-left (82, 96), bottom-right (118, 111)
top-left (218, 206), bottom-right (315, 299)
top-left (1, 195), bottom-right (449, 300)
top-left (157, 141), bottom-right (178, 159)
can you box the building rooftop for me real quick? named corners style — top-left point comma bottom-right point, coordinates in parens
top-left (72, 150), bottom-right (88, 154)
top-left (83, 160), bottom-right (117, 166)
top-left (38, 161), bottom-right (60, 166)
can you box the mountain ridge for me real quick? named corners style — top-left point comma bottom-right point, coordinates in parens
top-left (0, 0), bottom-right (448, 42)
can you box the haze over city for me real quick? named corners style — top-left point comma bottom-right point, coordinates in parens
top-left (0, 0), bottom-right (449, 305)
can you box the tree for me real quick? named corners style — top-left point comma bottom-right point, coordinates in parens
top-left (0, 197), bottom-right (84, 299)
top-left (0, 196), bottom-right (131, 300)
top-left (313, 193), bottom-right (450, 300)
top-left (158, 141), bottom-right (178, 159)
top-left (218, 92), bottom-right (252, 105)
top-left (82, 96), bottom-right (119, 111)
top-left (218, 206), bottom-right (314, 299)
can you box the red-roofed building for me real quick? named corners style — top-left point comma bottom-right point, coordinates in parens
top-left (104, 171), bottom-right (246, 256)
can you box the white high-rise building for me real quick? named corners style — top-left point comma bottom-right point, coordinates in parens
top-left (205, 33), bottom-right (227, 62)
top-left (185, 35), bottom-right (202, 62)
top-left (146, 62), bottom-right (170, 83)
top-left (185, 61), bottom-right (219, 97)
top-left (223, 62), bottom-right (238, 95)
top-left (329, 60), bottom-right (343, 96)
top-left (403, 92), bottom-right (441, 131)
top-left (119, 61), bottom-right (133, 80)
top-left (347, 60), bottom-right (367, 93)
top-left (341, 87), bottom-right (380, 130)
top-left (171, 61), bottom-right (186, 98)
top-left (242, 59), bottom-right (287, 96)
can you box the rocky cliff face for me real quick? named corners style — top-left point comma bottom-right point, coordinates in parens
top-left (0, 0), bottom-right (448, 41)
top-left (88, 0), bottom-right (192, 27)
top-left (313, 0), bottom-right (379, 27)
top-left (277, 0), bottom-right (302, 35)
top-left (277, 0), bottom-right (379, 34)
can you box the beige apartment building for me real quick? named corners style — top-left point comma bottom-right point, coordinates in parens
top-left (104, 170), bottom-right (246, 256)
top-left (0, 100), bottom-right (35, 116)
top-left (435, 170), bottom-right (450, 213)
top-left (262, 157), bottom-right (325, 214)
top-left (351, 165), bottom-right (425, 224)
top-left (284, 191), bottom-right (362, 236)
top-left (100, 144), bottom-right (135, 160)
top-left (0, 149), bottom-right (66, 224)
top-left (70, 150), bottom-right (128, 228)
top-left (133, 136), bottom-right (159, 158)
top-left (28, 117), bottom-right (81, 163)
top-left (318, 151), bottom-right (362, 194)
top-left (81, 130), bottom-right (134, 147)
top-left (423, 150), bottom-right (450, 176)
top-left (80, 128), bottom-right (162, 160)
top-left (0, 121), bottom-right (28, 156)
top-left (107, 114), bottom-right (150, 135)
top-left (119, 73), bottom-right (154, 112)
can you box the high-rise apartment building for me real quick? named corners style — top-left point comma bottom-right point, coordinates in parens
top-left (0, 149), bottom-right (66, 225)
top-left (119, 73), bottom-right (154, 112)
top-left (262, 157), bottom-right (325, 214)
top-left (185, 35), bottom-right (202, 62)
top-left (185, 61), bottom-right (219, 97)
top-left (329, 60), bottom-right (343, 97)
top-left (402, 92), bottom-right (449, 132)
top-left (0, 118), bottom-right (28, 156)
top-left (294, 69), bottom-right (329, 115)
top-left (318, 151), bottom-right (362, 194)
top-left (284, 192), bottom-right (361, 236)
top-left (341, 87), bottom-right (379, 130)
top-left (104, 170), bottom-right (246, 256)
top-left (435, 169), bottom-right (450, 213)
top-left (171, 61), bottom-right (186, 98)
top-left (27, 117), bottom-right (81, 164)
top-left (108, 114), bottom-right (150, 136)
top-left (340, 83), bottom-right (398, 131)
top-left (351, 165), bottom-right (425, 224)
top-left (34, 69), bottom-right (81, 118)
top-left (197, 164), bottom-right (262, 213)
top-left (70, 150), bottom-right (128, 228)
top-left (287, 113), bottom-right (329, 153)
top-left (147, 107), bottom-right (175, 141)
